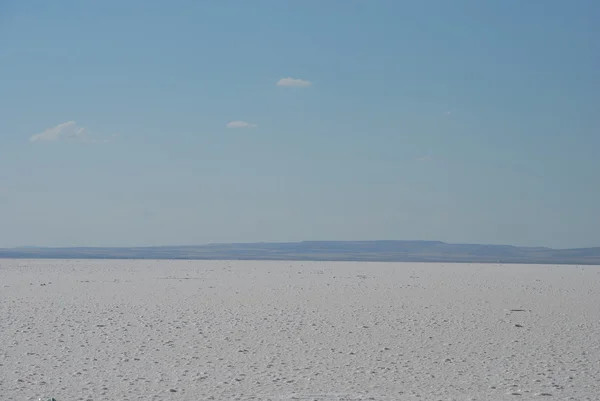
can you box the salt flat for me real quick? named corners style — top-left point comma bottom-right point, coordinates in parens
top-left (1, 260), bottom-right (599, 401)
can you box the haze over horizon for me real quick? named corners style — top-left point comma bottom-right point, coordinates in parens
top-left (4, 239), bottom-right (600, 252)
top-left (1, 1), bottom-right (599, 249)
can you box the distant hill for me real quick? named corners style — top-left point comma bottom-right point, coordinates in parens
top-left (1, 240), bottom-right (600, 264)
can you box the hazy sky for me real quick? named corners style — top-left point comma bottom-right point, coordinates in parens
top-left (1, 1), bottom-right (598, 248)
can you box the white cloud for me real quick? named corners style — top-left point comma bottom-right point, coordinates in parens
top-left (29, 121), bottom-right (88, 142)
top-left (276, 77), bottom-right (312, 88)
top-left (29, 121), bottom-right (112, 144)
top-left (226, 121), bottom-right (257, 129)
top-left (444, 111), bottom-right (452, 116)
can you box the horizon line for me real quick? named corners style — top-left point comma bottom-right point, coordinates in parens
top-left (3, 239), bottom-right (599, 252)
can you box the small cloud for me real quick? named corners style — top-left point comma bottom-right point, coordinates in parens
top-left (443, 111), bottom-right (452, 116)
top-left (29, 121), bottom-right (112, 144)
top-left (226, 121), bottom-right (257, 129)
top-left (29, 121), bottom-right (87, 142)
top-left (416, 155), bottom-right (432, 162)
top-left (276, 77), bottom-right (312, 88)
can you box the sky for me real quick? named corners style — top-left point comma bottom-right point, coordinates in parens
top-left (0, 0), bottom-right (599, 249)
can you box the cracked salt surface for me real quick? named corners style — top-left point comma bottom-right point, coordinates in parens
top-left (1, 260), bottom-right (599, 400)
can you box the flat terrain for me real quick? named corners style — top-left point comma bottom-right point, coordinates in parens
top-left (1, 260), bottom-right (599, 400)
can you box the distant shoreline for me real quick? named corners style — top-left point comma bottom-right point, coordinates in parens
top-left (1, 240), bottom-right (599, 265)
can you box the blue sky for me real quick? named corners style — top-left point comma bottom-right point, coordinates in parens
top-left (1, 0), bottom-right (598, 248)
